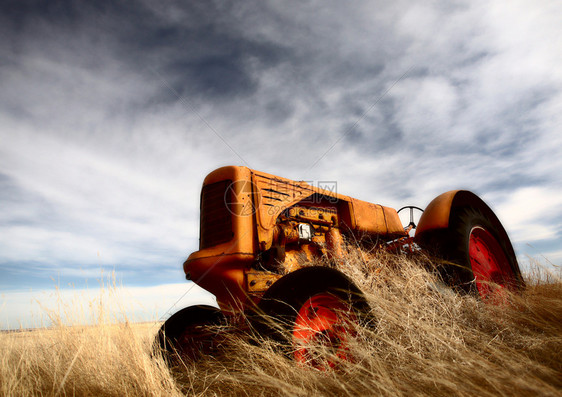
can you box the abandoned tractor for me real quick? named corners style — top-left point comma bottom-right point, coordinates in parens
top-left (155, 166), bottom-right (525, 366)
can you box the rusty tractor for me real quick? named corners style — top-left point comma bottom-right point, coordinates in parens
top-left (155, 166), bottom-right (524, 367)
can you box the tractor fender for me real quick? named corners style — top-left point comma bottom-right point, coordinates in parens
top-left (415, 190), bottom-right (460, 236)
top-left (415, 190), bottom-right (509, 243)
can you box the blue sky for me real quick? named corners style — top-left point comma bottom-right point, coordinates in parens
top-left (1, 0), bottom-right (561, 328)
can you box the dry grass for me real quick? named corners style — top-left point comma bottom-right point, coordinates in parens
top-left (1, 253), bottom-right (561, 396)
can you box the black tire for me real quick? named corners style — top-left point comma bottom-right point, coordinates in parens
top-left (155, 305), bottom-right (226, 365)
top-left (423, 205), bottom-right (524, 299)
top-left (254, 267), bottom-right (371, 368)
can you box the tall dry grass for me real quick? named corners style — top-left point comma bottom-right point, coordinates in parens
top-left (1, 253), bottom-right (561, 396)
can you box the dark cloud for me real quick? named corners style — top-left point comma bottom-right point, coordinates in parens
top-left (0, 0), bottom-right (79, 28)
top-left (1, 0), bottom-right (293, 107)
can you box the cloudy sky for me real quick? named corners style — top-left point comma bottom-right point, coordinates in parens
top-left (1, 0), bottom-right (561, 328)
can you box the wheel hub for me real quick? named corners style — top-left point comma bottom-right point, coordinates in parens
top-left (292, 293), bottom-right (357, 369)
top-left (469, 226), bottom-right (516, 300)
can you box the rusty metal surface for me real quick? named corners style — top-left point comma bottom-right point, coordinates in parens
top-left (415, 190), bottom-right (459, 236)
top-left (246, 271), bottom-right (282, 293)
top-left (184, 165), bottom-right (409, 313)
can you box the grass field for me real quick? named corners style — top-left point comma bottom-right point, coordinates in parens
top-left (1, 253), bottom-right (561, 396)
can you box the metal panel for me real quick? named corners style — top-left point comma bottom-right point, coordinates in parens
top-left (200, 180), bottom-right (233, 249)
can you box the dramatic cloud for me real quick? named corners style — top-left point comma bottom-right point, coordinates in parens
top-left (1, 0), bottom-right (560, 326)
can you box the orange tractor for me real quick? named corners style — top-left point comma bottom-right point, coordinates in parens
top-left (156, 166), bottom-right (524, 365)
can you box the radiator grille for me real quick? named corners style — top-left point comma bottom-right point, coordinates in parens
top-left (200, 180), bottom-right (233, 249)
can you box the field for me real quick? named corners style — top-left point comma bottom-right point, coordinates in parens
top-left (1, 253), bottom-right (561, 396)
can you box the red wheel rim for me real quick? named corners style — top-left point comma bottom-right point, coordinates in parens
top-left (469, 226), bottom-right (516, 301)
top-left (292, 293), bottom-right (357, 369)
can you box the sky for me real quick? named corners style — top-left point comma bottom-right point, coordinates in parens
top-left (1, 0), bottom-right (561, 328)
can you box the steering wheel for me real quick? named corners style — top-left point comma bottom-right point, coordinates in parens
top-left (397, 206), bottom-right (424, 230)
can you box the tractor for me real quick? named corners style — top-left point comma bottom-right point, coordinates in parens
top-left (155, 166), bottom-right (524, 366)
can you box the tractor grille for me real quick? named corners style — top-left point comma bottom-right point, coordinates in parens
top-left (200, 180), bottom-right (234, 249)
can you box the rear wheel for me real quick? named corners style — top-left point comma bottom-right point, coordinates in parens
top-left (155, 305), bottom-right (226, 365)
top-left (436, 205), bottom-right (524, 300)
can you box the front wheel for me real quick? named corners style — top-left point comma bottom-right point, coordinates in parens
top-left (155, 305), bottom-right (226, 365)
top-left (255, 267), bottom-right (371, 370)
top-left (292, 292), bottom-right (359, 368)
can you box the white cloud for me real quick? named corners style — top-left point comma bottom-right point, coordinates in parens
top-left (391, 76), bottom-right (461, 141)
top-left (494, 186), bottom-right (562, 242)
